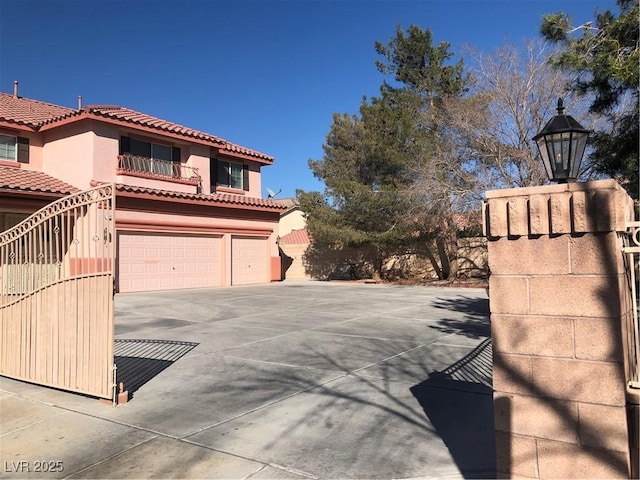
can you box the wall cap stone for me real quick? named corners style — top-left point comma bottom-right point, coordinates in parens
top-left (484, 180), bottom-right (634, 238)
top-left (485, 179), bottom-right (624, 200)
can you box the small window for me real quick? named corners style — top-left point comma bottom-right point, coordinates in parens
top-left (217, 161), bottom-right (243, 189)
top-left (0, 135), bottom-right (17, 161)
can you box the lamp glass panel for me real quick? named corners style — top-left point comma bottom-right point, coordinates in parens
top-left (569, 132), bottom-right (588, 179)
top-left (549, 132), bottom-right (574, 180)
top-left (536, 137), bottom-right (553, 180)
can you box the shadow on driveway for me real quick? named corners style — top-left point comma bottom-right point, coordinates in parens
top-left (115, 339), bottom-right (198, 398)
top-left (411, 338), bottom-right (495, 478)
top-left (429, 296), bottom-right (491, 338)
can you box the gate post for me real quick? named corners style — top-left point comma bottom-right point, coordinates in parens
top-left (484, 179), bottom-right (634, 478)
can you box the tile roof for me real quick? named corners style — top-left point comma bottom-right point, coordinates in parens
top-left (279, 228), bottom-right (310, 245)
top-left (0, 93), bottom-right (274, 163)
top-left (73, 104), bottom-right (228, 145)
top-left (274, 197), bottom-right (299, 211)
top-left (0, 165), bottom-right (79, 195)
top-left (0, 93), bottom-right (75, 128)
top-left (113, 183), bottom-right (288, 211)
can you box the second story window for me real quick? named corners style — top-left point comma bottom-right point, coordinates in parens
top-left (0, 135), bottom-right (16, 161)
top-left (218, 161), bottom-right (243, 189)
top-left (211, 158), bottom-right (250, 192)
top-left (0, 135), bottom-right (28, 163)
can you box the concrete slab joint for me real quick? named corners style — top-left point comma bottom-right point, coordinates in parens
top-left (485, 179), bottom-right (635, 479)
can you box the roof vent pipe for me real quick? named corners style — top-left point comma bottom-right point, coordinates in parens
top-left (78, 95), bottom-right (82, 110)
top-left (13, 80), bottom-right (18, 98)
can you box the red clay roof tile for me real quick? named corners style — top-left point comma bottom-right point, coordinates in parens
top-left (0, 93), bottom-right (75, 128)
top-left (279, 228), bottom-right (310, 245)
top-left (0, 93), bottom-right (274, 163)
top-left (274, 197), bottom-right (299, 213)
top-left (112, 183), bottom-right (288, 211)
top-left (0, 165), bottom-right (79, 195)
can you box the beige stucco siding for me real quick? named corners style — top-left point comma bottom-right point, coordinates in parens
top-left (279, 209), bottom-right (305, 237)
top-left (279, 243), bottom-right (310, 280)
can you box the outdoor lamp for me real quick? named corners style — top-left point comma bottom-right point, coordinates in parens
top-left (533, 98), bottom-right (591, 183)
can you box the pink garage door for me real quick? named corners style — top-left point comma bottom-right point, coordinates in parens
top-left (118, 232), bottom-right (222, 292)
top-left (231, 236), bottom-right (268, 286)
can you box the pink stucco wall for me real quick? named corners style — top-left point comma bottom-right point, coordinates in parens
top-left (42, 122), bottom-right (96, 189)
top-left (248, 163), bottom-right (261, 198)
top-left (37, 120), bottom-right (266, 198)
top-left (92, 121), bottom-right (120, 183)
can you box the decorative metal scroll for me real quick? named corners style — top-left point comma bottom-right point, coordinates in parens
top-left (621, 221), bottom-right (640, 391)
top-left (0, 184), bottom-right (116, 399)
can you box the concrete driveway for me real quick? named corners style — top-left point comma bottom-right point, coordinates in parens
top-left (1, 281), bottom-right (494, 479)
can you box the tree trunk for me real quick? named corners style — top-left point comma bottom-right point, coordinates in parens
top-left (436, 237), bottom-right (451, 279)
top-left (423, 243), bottom-right (445, 280)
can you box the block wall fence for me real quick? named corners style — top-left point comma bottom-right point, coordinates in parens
top-left (484, 179), bottom-right (636, 478)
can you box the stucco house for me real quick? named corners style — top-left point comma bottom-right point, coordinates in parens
top-left (0, 85), bottom-right (286, 293)
top-left (274, 198), bottom-right (310, 280)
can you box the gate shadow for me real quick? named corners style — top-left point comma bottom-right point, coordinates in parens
top-left (114, 339), bottom-right (198, 397)
top-left (410, 338), bottom-right (496, 478)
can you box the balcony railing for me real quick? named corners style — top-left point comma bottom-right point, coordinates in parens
top-left (117, 154), bottom-right (200, 184)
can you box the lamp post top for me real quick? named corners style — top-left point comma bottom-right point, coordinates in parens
top-left (533, 98), bottom-right (591, 142)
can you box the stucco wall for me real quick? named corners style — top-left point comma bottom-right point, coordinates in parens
top-left (92, 121), bottom-right (120, 183)
top-left (38, 120), bottom-right (268, 197)
top-left (42, 121), bottom-right (96, 189)
top-left (279, 243), bottom-right (309, 280)
top-left (279, 209), bottom-right (305, 237)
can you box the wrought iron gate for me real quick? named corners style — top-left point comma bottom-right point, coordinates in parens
top-left (0, 184), bottom-right (115, 399)
top-left (621, 221), bottom-right (640, 392)
top-left (621, 219), bottom-right (640, 479)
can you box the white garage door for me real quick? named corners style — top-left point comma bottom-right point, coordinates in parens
top-left (231, 236), bottom-right (268, 286)
top-left (118, 232), bottom-right (222, 292)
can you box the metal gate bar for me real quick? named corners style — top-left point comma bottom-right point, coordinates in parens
top-left (621, 221), bottom-right (640, 392)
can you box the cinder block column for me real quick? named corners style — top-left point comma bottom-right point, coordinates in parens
top-left (484, 179), bottom-right (635, 479)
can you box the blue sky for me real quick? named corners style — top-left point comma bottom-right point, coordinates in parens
top-left (0, 0), bottom-right (618, 198)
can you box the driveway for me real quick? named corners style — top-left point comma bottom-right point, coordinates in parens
top-left (1, 281), bottom-right (494, 479)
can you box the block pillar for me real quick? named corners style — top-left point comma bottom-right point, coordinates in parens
top-left (484, 179), bottom-right (635, 478)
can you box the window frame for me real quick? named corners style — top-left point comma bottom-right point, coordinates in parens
top-left (210, 158), bottom-right (250, 193)
top-left (216, 160), bottom-right (244, 190)
top-left (0, 134), bottom-right (17, 162)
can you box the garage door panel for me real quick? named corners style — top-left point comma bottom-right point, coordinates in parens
top-left (119, 233), bottom-right (222, 292)
top-left (232, 237), bottom-right (268, 286)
